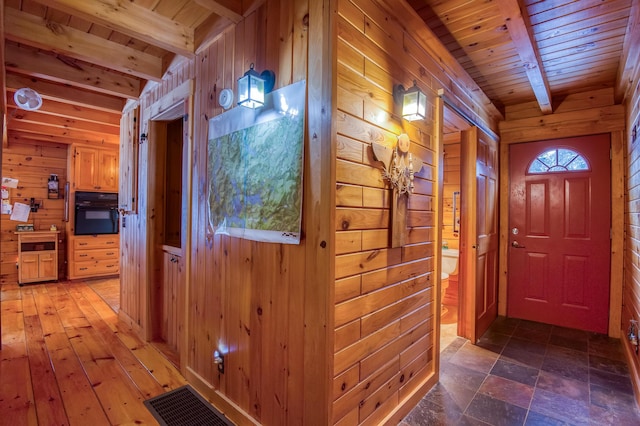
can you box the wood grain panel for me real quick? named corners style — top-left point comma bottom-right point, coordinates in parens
top-left (624, 39), bottom-right (640, 404)
top-left (0, 140), bottom-right (67, 285)
top-left (118, 1), bottom-right (324, 424)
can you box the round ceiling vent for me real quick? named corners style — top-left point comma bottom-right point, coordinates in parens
top-left (14, 87), bottom-right (43, 111)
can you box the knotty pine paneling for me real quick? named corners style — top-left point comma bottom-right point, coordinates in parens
top-left (117, 0), bottom-right (506, 423)
top-left (120, 1), bottom-right (316, 425)
top-left (624, 44), bottom-right (640, 402)
top-left (1, 139), bottom-right (67, 285)
top-left (335, 0), bottom-right (504, 421)
top-left (332, 0), bottom-right (492, 422)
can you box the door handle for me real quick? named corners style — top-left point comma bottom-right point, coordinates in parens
top-left (512, 241), bottom-right (526, 248)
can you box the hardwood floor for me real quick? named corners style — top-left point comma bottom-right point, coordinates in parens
top-left (0, 280), bottom-right (187, 425)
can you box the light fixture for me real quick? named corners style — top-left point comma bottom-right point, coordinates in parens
top-left (237, 63), bottom-right (276, 109)
top-left (213, 349), bottom-right (225, 373)
top-left (394, 80), bottom-right (427, 121)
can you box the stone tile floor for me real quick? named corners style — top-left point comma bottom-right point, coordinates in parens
top-left (401, 316), bottom-right (640, 425)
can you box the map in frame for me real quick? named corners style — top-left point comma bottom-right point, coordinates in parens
top-left (207, 80), bottom-right (306, 244)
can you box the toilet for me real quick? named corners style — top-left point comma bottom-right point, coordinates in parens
top-left (441, 248), bottom-right (460, 314)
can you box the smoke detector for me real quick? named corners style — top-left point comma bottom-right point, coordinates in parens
top-left (13, 88), bottom-right (43, 111)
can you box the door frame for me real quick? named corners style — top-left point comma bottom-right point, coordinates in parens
top-left (142, 80), bottom-right (194, 373)
top-left (437, 96), bottom-right (499, 347)
top-left (499, 131), bottom-right (624, 338)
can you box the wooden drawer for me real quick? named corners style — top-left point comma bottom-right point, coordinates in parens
top-left (74, 235), bottom-right (119, 250)
top-left (72, 259), bottom-right (119, 277)
top-left (19, 233), bottom-right (57, 244)
top-left (74, 248), bottom-right (119, 262)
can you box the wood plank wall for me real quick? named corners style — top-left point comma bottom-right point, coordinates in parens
top-left (118, 0), bottom-right (502, 423)
top-left (333, 0), bottom-right (499, 423)
top-left (334, 1), bottom-right (437, 422)
top-left (1, 139), bottom-right (67, 285)
top-left (623, 47), bottom-right (640, 402)
top-left (119, 1), bottom-right (317, 425)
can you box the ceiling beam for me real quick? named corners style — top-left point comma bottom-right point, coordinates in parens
top-left (615, 0), bottom-right (640, 103)
top-left (5, 44), bottom-right (140, 99)
top-left (7, 95), bottom-right (121, 126)
top-left (6, 73), bottom-right (125, 112)
top-left (497, 0), bottom-right (553, 114)
top-left (7, 129), bottom-right (118, 146)
top-left (35, 0), bottom-right (195, 57)
top-left (4, 7), bottom-right (163, 82)
top-left (7, 122), bottom-right (119, 145)
top-left (7, 107), bottom-right (120, 135)
top-left (195, 13), bottom-right (234, 53)
top-left (194, 0), bottom-right (243, 23)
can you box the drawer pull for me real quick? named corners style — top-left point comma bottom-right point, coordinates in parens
top-left (106, 252), bottom-right (115, 256)
top-left (79, 242), bottom-right (88, 246)
top-left (79, 267), bottom-right (88, 271)
top-left (106, 264), bottom-right (115, 268)
top-left (106, 241), bottom-right (115, 245)
top-left (79, 254), bottom-right (88, 257)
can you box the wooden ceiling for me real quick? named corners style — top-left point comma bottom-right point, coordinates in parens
top-left (2, 0), bottom-right (259, 147)
top-left (409, 0), bottom-right (638, 115)
top-left (2, 0), bottom-right (639, 147)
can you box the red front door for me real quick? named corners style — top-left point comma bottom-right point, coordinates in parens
top-left (508, 134), bottom-right (611, 333)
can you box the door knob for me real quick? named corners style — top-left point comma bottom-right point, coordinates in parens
top-left (512, 241), bottom-right (526, 248)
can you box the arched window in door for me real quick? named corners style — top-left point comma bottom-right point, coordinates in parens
top-left (527, 148), bottom-right (590, 174)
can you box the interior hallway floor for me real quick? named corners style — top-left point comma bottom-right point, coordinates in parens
top-left (402, 310), bottom-right (640, 425)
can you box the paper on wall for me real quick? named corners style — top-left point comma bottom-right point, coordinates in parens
top-left (10, 202), bottom-right (30, 222)
top-left (1, 200), bottom-right (11, 215)
top-left (1, 188), bottom-right (8, 199)
top-left (1, 177), bottom-right (18, 188)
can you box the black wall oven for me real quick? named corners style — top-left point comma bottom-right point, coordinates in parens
top-left (75, 191), bottom-right (119, 235)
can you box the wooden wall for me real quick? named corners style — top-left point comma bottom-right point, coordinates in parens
top-left (623, 37), bottom-right (640, 402)
top-left (118, 0), bottom-right (502, 424)
top-left (0, 139), bottom-right (67, 285)
top-left (119, 1), bottom-right (325, 424)
top-left (332, 0), bottom-right (499, 423)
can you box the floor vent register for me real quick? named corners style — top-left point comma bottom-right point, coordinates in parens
top-left (144, 385), bottom-right (234, 426)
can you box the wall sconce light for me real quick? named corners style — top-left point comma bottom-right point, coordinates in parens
top-left (237, 63), bottom-right (276, 109)
top-left (213, 349), bottom-right (225, 374)
top-left (394, 80), bottom-right (427, 121)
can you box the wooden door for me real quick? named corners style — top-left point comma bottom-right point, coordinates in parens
top-left (460, 127), bottom-right (499, 343)
top-left (508, 134), bottom-right (611, 333)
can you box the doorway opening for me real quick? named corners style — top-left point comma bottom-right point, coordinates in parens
top-left (148, 102), bottom-right (188, 368)
top-left (440, 105), bottom-right (469, 351)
